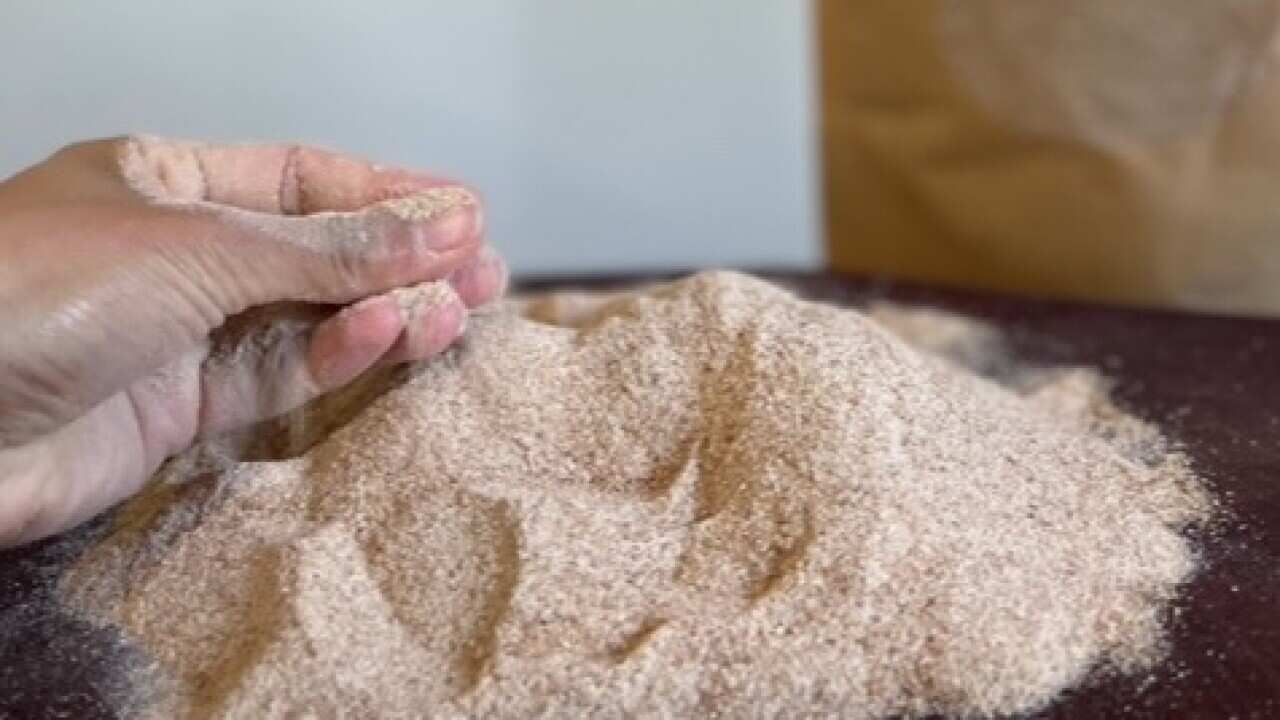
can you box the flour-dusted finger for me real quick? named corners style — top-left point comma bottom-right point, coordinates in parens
top-left (209, 188), bottom-right (483, 308)
top-left (116, 135), bottom-right (488, 311)
top-left (447, 244), bottom-right (509, 309)
top-left (196, 282), bottom-right (465, 437)
top-left (117, 135), bottom-right (469, 214)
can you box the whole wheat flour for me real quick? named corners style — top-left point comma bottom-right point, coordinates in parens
top-left (61, 271), bottom-right (1211, 718)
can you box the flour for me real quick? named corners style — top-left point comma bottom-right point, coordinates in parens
top-left (117, 135), bottom-right (477, 256)
top-left (390, 280), bottom-right (466, 344)
top-left (377, 187), bottom-right (478, 222)
top-left (62, 272), bottom-right (1212, 718)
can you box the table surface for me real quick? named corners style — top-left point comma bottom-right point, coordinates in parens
top-left (3, 271), bottom-right (1279, 720)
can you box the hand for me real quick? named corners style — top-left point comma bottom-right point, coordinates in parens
top-left (0, 136), bottom-right (507, 547)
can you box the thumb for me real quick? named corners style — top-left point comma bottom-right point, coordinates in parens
top-left (114, 135), bottom-right (487, 313)
top-left (186, 188), bottom-right (484, 315)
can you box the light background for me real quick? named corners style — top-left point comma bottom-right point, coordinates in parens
top-left (1, 1), bottom-right (820, 275)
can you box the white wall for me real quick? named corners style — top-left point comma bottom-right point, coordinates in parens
top-left (1, 2), bottom-right (820, 275)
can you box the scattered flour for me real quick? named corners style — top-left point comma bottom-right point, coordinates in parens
top-left (377, 187), bottom-right (477, 222)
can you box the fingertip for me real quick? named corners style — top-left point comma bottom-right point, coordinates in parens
top-left (449, 245), bottom-right (509, 307)
top-left (429, 206), bottom-right (482, 250)
top-left (383, 282), bottom-right (467, 364)
top-left (421, 295), bottom-right (467, 355)
top-left (380, 194), bottom-right (482, 253)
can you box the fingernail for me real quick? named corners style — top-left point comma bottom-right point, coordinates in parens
top-left (451, 246), bottom-right (508, 306)
top-left (389, 281), bottom-right (465, 356)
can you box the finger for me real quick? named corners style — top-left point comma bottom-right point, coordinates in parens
top-left (111, 135), bottom-right (489, 310)
top-left (0, 399), bottom-right (150, 548)
top-left (198, 282), bottom-right (465, 437)
top-left (118, 135), bottom-right (466, 214)
top-left (204, 187), bottom-right (485, 309)
top-left (379, 282), bottom-right (470, 366)
top-left (447, 244), bottom-right (509, 308)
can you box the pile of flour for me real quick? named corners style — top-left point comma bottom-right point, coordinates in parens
top-left (62, 271), bottom-right (1211, 718)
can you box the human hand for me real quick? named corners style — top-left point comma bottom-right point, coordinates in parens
top-left (0, 136), bottom-right (507, 547)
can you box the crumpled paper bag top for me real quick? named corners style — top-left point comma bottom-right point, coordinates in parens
top-left (823, 0), bottom-right (1280, 314)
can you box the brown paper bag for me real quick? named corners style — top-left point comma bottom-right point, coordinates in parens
top-left (822, 0), bottom-right (1280, 314)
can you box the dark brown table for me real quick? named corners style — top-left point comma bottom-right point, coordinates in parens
top-left (4, 271), bottom-right (1279, 719)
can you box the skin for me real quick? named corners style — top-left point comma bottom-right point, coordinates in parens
top-left (0, 137), bottom-right (508, 548)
